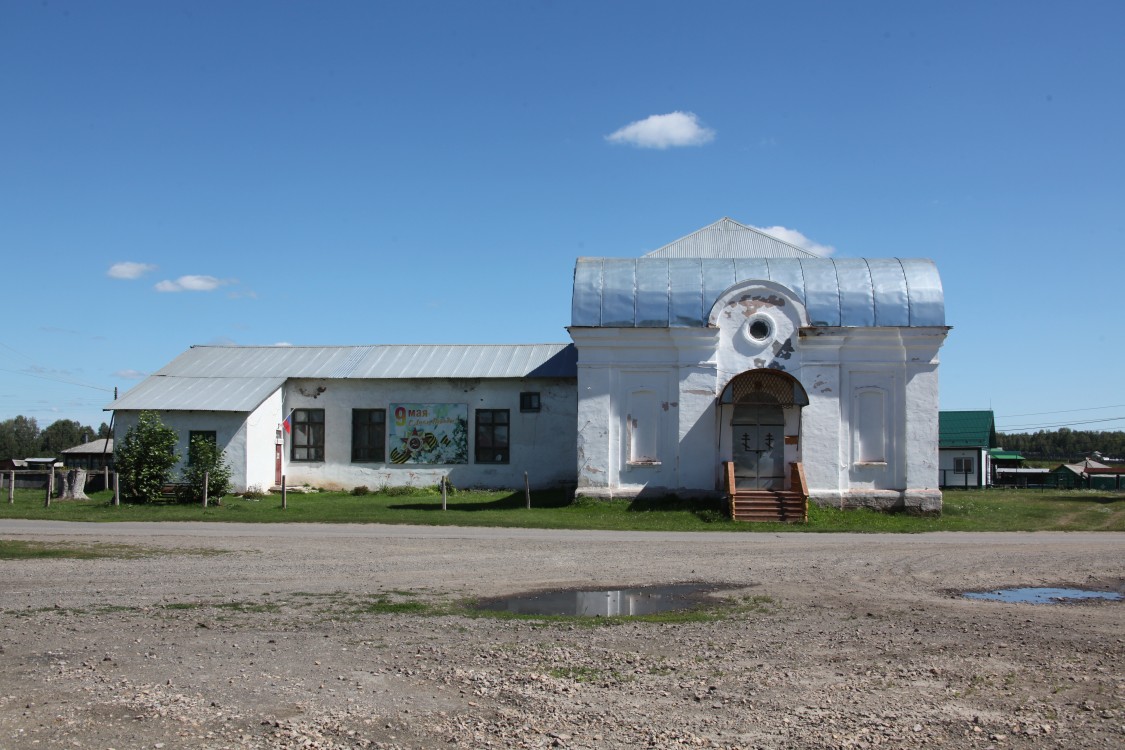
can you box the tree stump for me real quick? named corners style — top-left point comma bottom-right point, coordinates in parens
top-left (62, 469), bottom-right (90, 500)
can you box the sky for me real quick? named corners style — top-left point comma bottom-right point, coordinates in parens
top-left (2, 1), bottom-right (1123, 436)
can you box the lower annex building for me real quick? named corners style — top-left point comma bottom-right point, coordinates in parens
top-left (109, 219), bottom-right (949, 512)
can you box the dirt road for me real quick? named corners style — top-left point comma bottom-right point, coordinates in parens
top-left (1, 521), bottom-right (1122, 749)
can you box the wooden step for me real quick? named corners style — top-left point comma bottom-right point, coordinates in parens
top-left (729, 490), bottom-right (807, 523)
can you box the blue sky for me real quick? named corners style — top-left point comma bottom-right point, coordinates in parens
top-left (2, 1), bottom-right (1122, 436)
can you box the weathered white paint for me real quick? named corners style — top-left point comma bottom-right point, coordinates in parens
top-left (281, 377), bottom-right (576, 491)
top-left (570, 279), bottom-right (948, 512)
top-left (113, 408), bottom-right (259, 491)
top-left (245, 388), bottom-right (283, 491)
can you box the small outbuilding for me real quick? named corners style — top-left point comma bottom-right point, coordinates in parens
top-left (938, 410), bottom-right (996, 488)
top-left (59, 438), bottom-right (114, 471)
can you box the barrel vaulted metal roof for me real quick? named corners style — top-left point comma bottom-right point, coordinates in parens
top-left (572, 221), bottom-right (945, 328)
top-left (108, 344), bottom-right (577, 413)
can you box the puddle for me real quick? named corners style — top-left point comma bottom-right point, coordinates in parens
top-left (963, 587), bottom-right (1123, 605)
top-left (476, 583), bottom-right (722, 617)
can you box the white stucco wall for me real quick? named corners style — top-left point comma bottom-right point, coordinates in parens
top-left (570, 279), bottom-right (948, 512)
top-left (281, 377), bottom-right (576, 491)
top-left (244, 388), bottom-right (283, 491)
top-left (113, 409), bottom-right (256, 490)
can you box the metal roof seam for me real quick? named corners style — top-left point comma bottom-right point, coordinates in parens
top-left (863, 258), bottom-right (876, 326)
top-left (832, 259), bottom-right (843, 326)
top-left (898, 258), bottom-right (913, 327)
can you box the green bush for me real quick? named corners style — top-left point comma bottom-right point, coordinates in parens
top-left (351, 485), bottom-right (371, 496)
top-left (114, 411), bottom-right (179, 503)
top-left (177, 435), bottom-right (233, 504)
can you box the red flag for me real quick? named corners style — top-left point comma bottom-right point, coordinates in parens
top-left (282, 414), bottom-right (292, 434)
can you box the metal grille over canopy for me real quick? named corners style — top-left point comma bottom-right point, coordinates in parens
top-left (722, 369), bottom-right (810, 407)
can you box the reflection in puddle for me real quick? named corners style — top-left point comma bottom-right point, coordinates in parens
top-left (477, 583), bottom-right (720, 616)
top-left (964, 587), bottom-right (1123, 605)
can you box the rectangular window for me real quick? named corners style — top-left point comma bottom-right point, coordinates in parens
top-left (352, 409), bottom-right (386, 462)
top-left (291, 408), bottom-right (325, 462)
top-left (187, 431), bottom-right (217, 465)
top-left (954, 457), bottom-right (974, 475)
top-left (520, 392), bottom-right (541, 413)
top-left (475, 409), bottom-right (509, 464)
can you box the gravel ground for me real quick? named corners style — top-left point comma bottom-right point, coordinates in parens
top-left (1, 521), bottom-right (1122, 749)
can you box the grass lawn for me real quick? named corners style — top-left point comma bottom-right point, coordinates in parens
top-left (0, 486), bottom-right (1122, 532)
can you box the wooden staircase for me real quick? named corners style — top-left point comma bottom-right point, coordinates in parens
top-left (725, 461), bottom-right (809, 523)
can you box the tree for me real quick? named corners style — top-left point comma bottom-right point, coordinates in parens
top-left (0, 415), bottom-right (41, 459)
top-left (40, 419), bottom-right (95, 455)
top-left (98, 422), bottom-right (112, 439)
top-left (114, 411), bottom-right (179, 503)
top-left (177, 434), bottom-right (232, 504)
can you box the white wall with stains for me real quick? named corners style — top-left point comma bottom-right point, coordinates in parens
top-left (280, 377), bottom-right (577, 491)
top-left (570, 280), bottom-right (947, 512)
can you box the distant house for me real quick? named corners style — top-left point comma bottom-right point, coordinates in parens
top-left (989, 448), bottom-right (1051, 487)
top-left (939, 410), bottom-right (996, 488)
top-left (1051, 459), bottom-right (1125, 490)
top-left (59, 438), bottom-right (114, 471)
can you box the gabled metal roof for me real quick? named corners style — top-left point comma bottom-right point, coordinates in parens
top-left (643, 217), bottom-right (820, 259)
top-left (107, 344), bottom-right (577, 413)
top-left (939, 411), bottom-right (997, 449)
top-left (60, 438), bottom-right (114, 455)
top-left (571, 257), bottom-right (945, 328)
top-left (109, 376), bottom-right (287, 412)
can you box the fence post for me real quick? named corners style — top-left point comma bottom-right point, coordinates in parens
top-left (524, 471), bottom-right (530, 509)
top-left (45, 470), bottom-right (52, 507)
top-left (7, 470), bottom-right (13, 504)
top-left (441, 475), bottom-right (447, 511)
top-left (103, 465), bottom-right (109, 493)
top-left (203, 471), bottom-right (209, 508)
top-left (113, 472), bottom-right (120, 506)
top-left (281, 474), bottom-right (287, 509)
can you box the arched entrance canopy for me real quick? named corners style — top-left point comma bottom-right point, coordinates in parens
top-left (719, 369), bottom-right (809, 407)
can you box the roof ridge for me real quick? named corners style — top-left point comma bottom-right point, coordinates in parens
top-left (642, 217), bottom-right (820, 259)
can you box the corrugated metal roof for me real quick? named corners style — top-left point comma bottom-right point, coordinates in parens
top-left (939, 411), bottom-right (997, 448)
top-left (108, 344), bottom-right (577, 412)
top-left (60, 438), bottom-right (113, 455)
top-left (110, 376), bottom-right (287, 412)
top-left (571, 257), bottom-right (945, 328)
top-left (644, 218), bottom-right (820, 259)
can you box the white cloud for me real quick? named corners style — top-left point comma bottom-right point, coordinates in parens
top-left (154, 275), bottom-right (233, 292)
top-left (751, 225), bottom-right (836, 257)
top-left (605, 111), bottom-right (715, 150)
top-left (108, 261), bottom-right (157, 280)
top-left (113, 369), bottom-right (147, 380)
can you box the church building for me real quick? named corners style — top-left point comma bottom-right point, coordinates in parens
top-left (109, 219), bottom-right (948, 516)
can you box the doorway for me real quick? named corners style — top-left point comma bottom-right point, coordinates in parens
top-left (731, 404), bottom-right (785, 489)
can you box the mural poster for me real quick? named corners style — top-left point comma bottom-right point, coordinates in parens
top-left (388, 403), bottom-right (469, 464)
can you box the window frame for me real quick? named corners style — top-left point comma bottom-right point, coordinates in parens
top-left (954, 456), bottom-right (974, 475)
top-left (351, 408), bottom-right (387, 463)
top-left (519, 392), bottom-right (541, 413)
top-left (290, 408), bottom-right (326, 462)
top-left (474, 408), bottom-right (510, 464)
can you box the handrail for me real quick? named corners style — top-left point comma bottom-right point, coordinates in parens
top-left (791, 461), bottom-right (809, 498)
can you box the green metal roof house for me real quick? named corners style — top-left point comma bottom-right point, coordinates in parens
top-left (939, 411), bottom-right (997, 488)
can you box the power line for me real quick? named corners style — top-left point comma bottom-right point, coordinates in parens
top-left (997, 415), bottom-right (1125, 432)
top-left (999, 403), bottom-right (1125, 418)
top-left (0, 368), bottom-right (114, 393)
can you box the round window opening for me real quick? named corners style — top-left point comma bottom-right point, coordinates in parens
top-left (749, 319), bottom-right (771, 341)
